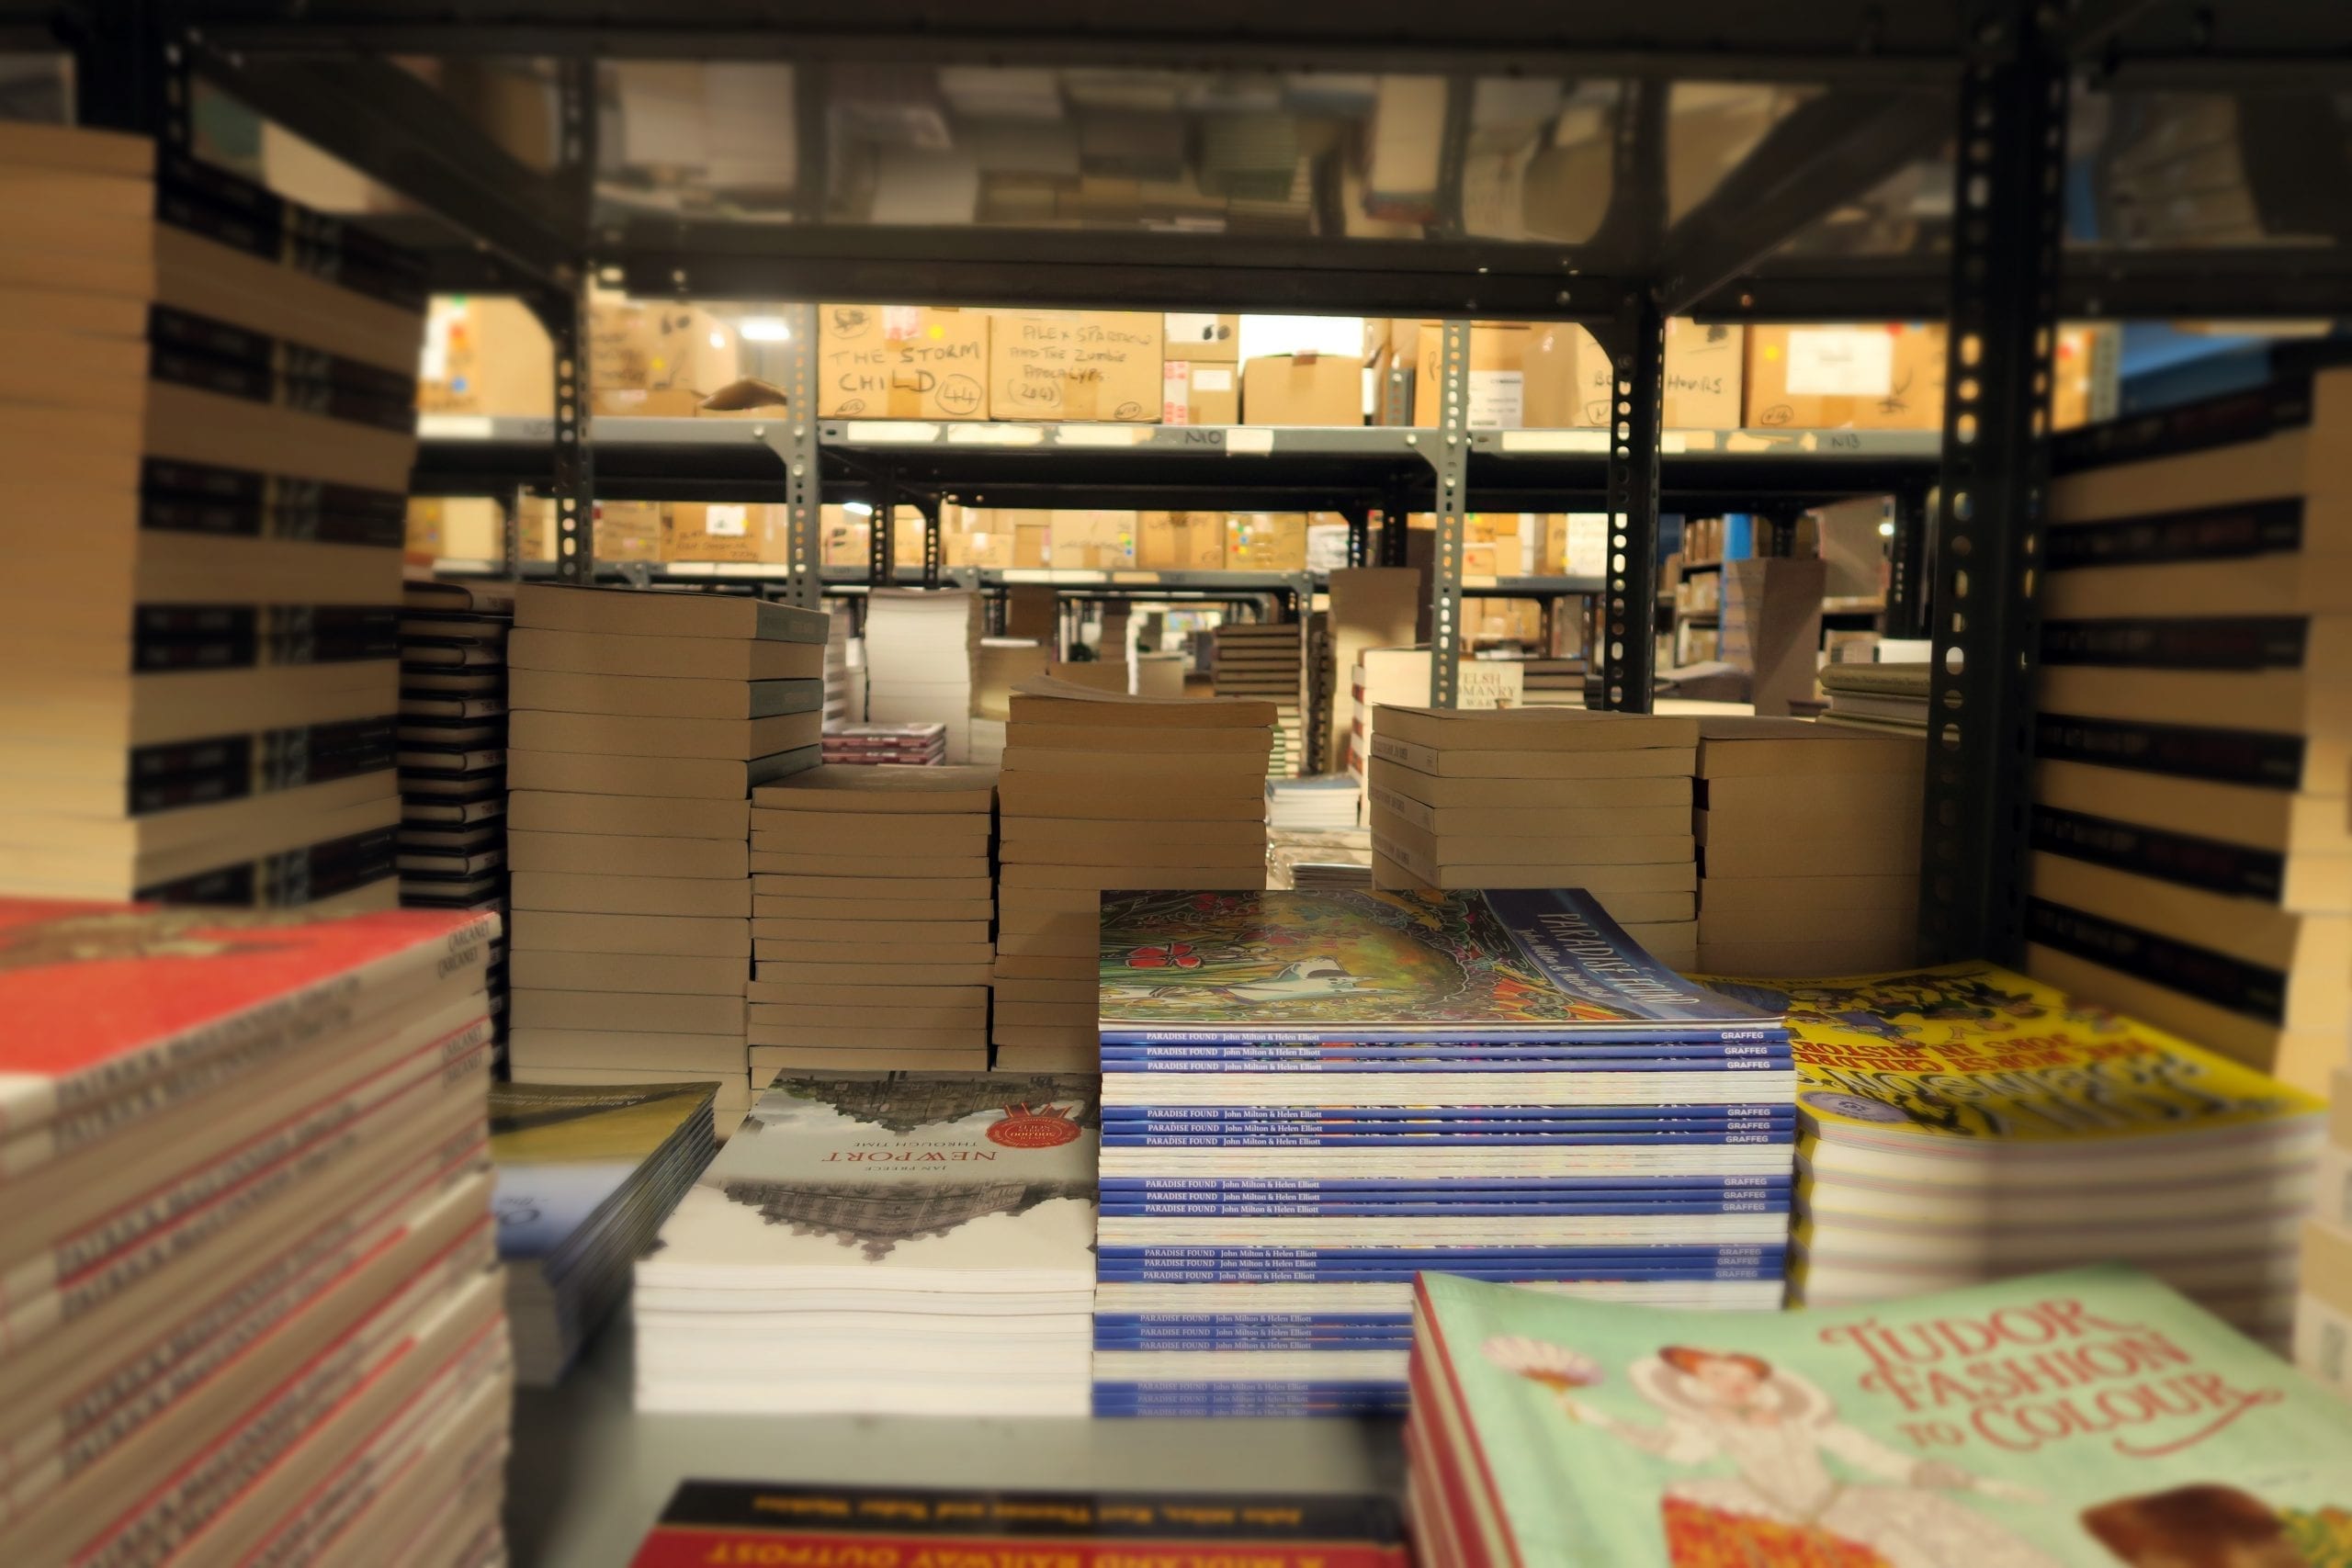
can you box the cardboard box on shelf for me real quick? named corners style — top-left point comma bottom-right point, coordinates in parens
top-left (1048, 509), bottom-right (1137, 569)
top-left (1241, 354), bottom-right (1363, 426)
top-left (1520, 318), bottom-right (1745, 430)
top-left (404, 497), bottom-right (508, 560)
top-left (990, 310), bottom-right (1162, 421)
top-left (590, 300), bottom-right (741, 414)
top-left (1138, 511), bottom-right (1227, 570)
top-left (1227, 513), bottom-right (1309, 570)
top-left (820, 507), bottom-right (867, 568)
top-left (1745, 323), bottom-right (1947, 431)
top-left (663, 502), bottom-right (790, 564)
top-left (1412, 321), bottom-right (1534, 428)
top-left (518, 497), bottom-right (661, 562)
top-left (944, 530), bottom-right (1015, 570)
top-left (1163, 313), bottom-right (1239, 362)
top-left (418, 297), bottom-right (554, 416)
top-left (817, 304), bottom-right (990, 420)
top-left (1015, 521), bottom-right (1049, 569)
top-left (1162, 359), bottom-right (1239, 424)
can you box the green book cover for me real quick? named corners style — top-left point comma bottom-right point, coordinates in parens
top-left (1415, 1265), bottom-right (2352, 1566)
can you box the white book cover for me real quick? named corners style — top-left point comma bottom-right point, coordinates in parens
top-left (639, 1072), bottom-right (1098, 1290)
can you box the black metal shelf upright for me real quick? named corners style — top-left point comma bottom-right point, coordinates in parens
top-left (54, 0), bottom-right (2352, 964)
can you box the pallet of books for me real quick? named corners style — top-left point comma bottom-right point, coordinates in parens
top-left (745, 764), bottom-right (996, 1082)
top-left (2297, 1066), bottom-right (2352, 1394)
top-left (1091, 889), bottom-right (1794, 1418)
top-left (1406, 1265), bottom-right (2352, 1568)
top-left (491, 1078), bottom-right (718, 1385)
top-left (1215, 619), bottom-right (1306, 778)
top-left (1368, 707), bottom-right (1699, 968)
top-left (633, 1072), bottom-right (1098, 1415)
top-left (865, 588), bottom-right (981, 762)
top-left (398, 579), bottom-right (514, 1050)
top-left (0, 897), bottom-right (509, 1564)
top-left (820, 720), bottom-right (946, 765)
top-left (2025, 370), bottom-right (2352, 1099)
top-left (1693, 717), bottom-right (1924, 976)
top-left (1350, 648), bottom-right (1523, 825)
top-left (993, 676), bottom-right (1275, 1071)
top-left (1698, 962), bottom-right (2325, 1348)
top-left (0, 123), bottom-right (424, 913)
top-left (504, 584), bottom-right (828, 1136)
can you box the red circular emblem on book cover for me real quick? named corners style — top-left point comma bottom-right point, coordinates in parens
top-left (987, 1102), bottom-right (1081, 1148)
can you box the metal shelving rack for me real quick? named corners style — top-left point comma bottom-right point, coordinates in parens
top-left (46, 0), bottom-right (2352, 968)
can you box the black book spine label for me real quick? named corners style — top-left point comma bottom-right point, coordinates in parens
top-left (2034, 713), bottom-right (2305, 789)
top-left (2026, 899), bottom-right (2287, 1025)
top-left (139, 826), bottom-right (398, 908)
top-left (2046, 497), bottom-right (2304, 570)
top-left (2030, 805), bottom-right (2286, 902)
top-left (124, 717), bottom-right (398, 816)
top-left (2040, 615), bottom-right (2309, 671)
top-left (156, 155), bottom-right (428, 312)
top-left (131, 606), bottom-right (399, 671)
top-left (145, 307), bottom-right (420, 434)
top-left (2049, 378), bottom-right (2312, 475)
top-left (142, 459), bottom-right (407, 547)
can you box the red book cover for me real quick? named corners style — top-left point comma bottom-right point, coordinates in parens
top-left (0, 899), bottom-right (496, 1136)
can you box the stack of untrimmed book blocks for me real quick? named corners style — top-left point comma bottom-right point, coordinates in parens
top-left (0, 122), bottom-right (424, 911)
top-left (1367, 708), bottom-right (1699, 968)
top-left (503, 584), bottom-right (828, 1135)
top-left (746, 765), bottom-right (997, 1081)
top-left (2028, 367), bottom-right (2350, 1097)
top-left (1693, 717), bottom-right (1923, 976)
top-left (865, 588), bottom-right (982, 762)
top-left (1214, 621), bottom-right (1305, 778)
top-left (992, 678), bottom-right (1275, 1071)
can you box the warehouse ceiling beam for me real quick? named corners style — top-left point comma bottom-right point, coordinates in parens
top-left (1685, 248), bottom-right (2352, 320)
top-left (1655, 89), bottom-right (1954, 316)
top-left (187, 45), bottom-right (582, 284)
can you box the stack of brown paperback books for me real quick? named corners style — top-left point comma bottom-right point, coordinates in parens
top-left (0, 123), bottom-right (424, 911)
top-left (2029, 367), bottom-right (2351, 1096)
top-left (992, 677), bottom-right (1274, 1069)
top-left (746, 764), bottom-right (997, 1080)
top-left (820, 720), bottom-right (945, 765)
top-left (1693, 717), bottom-right (1923, 976)
top-left (504, 584), bottom-right (828, 1136)
top-left (1214, 620), bottom-right (1306, 778)
top-left (1367, 708), bottom-right (1700, 967)
top-left (0, 898), bottom-right (507, 1563)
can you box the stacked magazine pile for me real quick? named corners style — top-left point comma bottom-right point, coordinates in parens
top-left (490, 1078), bottom-right (718, 1384)
top-left (634, 1072), bottom-right (1099, 1415)
top-left (1091, 889), bottom-right (1794, 1417)
top-left (820, 721), bottom-right (946, 765)
top-left (865, 589), bottom-right (981, 762)
top-left (1406, 1265), bottom-right (2352, 1568)
top-left (0, 898), bottom-right (507, 1564)
top-left (746, 764), bottom-right (997, 1078)
top-left (1702, 961), bottom-right (2325, 1347)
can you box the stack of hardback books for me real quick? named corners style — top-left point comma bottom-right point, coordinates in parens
top-left (2028, 371), bottom-right (2350, 1099)
top-left (1368, 709), bottom-right (1700, 968)
top-left (865, 589), bottom-right (981, 762)
top-left (1214, 620), bottom-right (1306, 777)
top-left (1407, 1264), bottom-right (2352, 1567)
top-left (490, 1078), bottom-right (718, 1384)
top-left (0, 123), bottom-right (423, 911)
top-left (0, 898), bottom-right (507, 1564)
top-left (1091, 889), bottom-right (1794, 1417)
top-left (633, 1072), bottom-right (1098, 1416)
top-left (745, 764), bottom-right (997, 1079)
top-left (504, 584), bottom-right (828, 1136)
top-left (992, 678), bottom-right (1275, 1071)
top-left (1693, 717), bottom-right (1923, 976)
top-left (1702, 961), bottom-right (2324, 1348)
top-left (820, 720), bottom-right (946, 765)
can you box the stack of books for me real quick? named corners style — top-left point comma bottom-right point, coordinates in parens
top-left (820, 720), bottom-right (946, 765)
top-left (746, 764), bottom-right (997, 1080)
top-left (865, 588), bottom-right (981, 762)
top-left (2028, 372), bottom-right (2351, 1099)
top-left (1091, 889), bottom-right (1794, 1417)
top-left (1515, 657), bottom-right (1587, 706)
top-left (1816, 660), bottom-right (1930, 733)
top-left (821, 601), bottom-right (861, 729)
top-left (1693, 717), bottom-right (1923, 976)
top-left (633, 1072), bottom-right (1099, 1416)
top-left (503, 584), bottom-right (829, 1136)
top-left (972, 637), bottom-right (1050, 768)
top-left (1350, 647), bottom-right (1522, 823)
top-left (490, 1078), bottom-right (718, 1384)
top-left (1702, 962), bottom-right (2324, 1347)
top-left (1214, 620), bottom-right (1306, 778)
top-left (992, 677), bottom-right (1275, 1071)
top-left (0, 123), bottom-right (422, 912)
top-left (1268, 773), bottom-right (1363, 831)
top-left (1368, 708), bottom-right (1700, 969)
top-left (1407, 1265), bottom-right (2352, 1568)
top-left (0, 898), bottom-right (508, 1563)
top-left (2298, 1077), bottom-right (2352, 1394)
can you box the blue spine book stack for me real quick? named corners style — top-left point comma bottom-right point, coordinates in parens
top-left (1090, 887), bottom-right (1797, 1416)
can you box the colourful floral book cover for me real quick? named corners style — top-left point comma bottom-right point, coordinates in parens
top-left (1416, 1264), bottom-right (2352, 1567)
top-left (1097, 890), bottom-right (1783, 1043)
top-left (1695, 961), bottom-right (2323, 1148)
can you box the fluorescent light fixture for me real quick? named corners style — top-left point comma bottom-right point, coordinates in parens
top-left (739, 317), bottom-right (794, 342)
top-left (1878, 521), bottom-right (1895, 536)
top-left (842, 501), bottom-right (875, 516)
